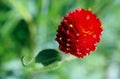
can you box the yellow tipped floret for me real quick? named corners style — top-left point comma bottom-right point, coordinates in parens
top-left (69, 24), bottom-right (73, 27)
top-left (88, 8), bottom-right (92, 11)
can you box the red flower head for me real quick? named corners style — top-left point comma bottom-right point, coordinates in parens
top-left (55, 8), bottom-right (103, 58)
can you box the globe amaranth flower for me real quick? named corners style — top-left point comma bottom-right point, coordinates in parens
top-left (55, 8), bottom-right (103, 58)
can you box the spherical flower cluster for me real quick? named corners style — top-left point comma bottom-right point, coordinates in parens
top-left (55, 8), bottom-right (103, 58)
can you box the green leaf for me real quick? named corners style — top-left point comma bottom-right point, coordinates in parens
top-left (35, 49), bottom-right (62, 66)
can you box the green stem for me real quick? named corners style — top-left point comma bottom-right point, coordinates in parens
top-left (9, 0), bottom-right (36, 56)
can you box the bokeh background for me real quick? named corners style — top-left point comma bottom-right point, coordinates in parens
top-left (0, 0), bottom-right (120, 79)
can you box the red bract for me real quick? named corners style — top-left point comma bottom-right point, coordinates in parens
top-left (55, 8), bottom-right (103, 58)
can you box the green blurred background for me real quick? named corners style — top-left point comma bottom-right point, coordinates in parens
top-left (0, 0), bottom-right (120, 79)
